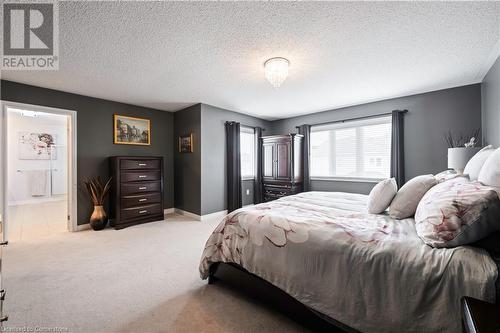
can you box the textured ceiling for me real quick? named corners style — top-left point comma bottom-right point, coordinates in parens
top-left (2, 1), bottom-right (499, 120)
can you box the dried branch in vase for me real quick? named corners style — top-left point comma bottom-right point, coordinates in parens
top-left (83, 177), bottom-right (112, 206)
top-left (444, 129), bottom-right (480, 148)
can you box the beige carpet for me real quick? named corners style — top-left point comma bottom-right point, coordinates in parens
top-left (3, 214), bottom-right (314, 333)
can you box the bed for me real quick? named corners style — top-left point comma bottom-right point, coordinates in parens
top-left (199, 191), bottom-right (498, 333)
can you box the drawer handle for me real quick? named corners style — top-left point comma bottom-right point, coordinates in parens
top-left (139, 210), bottom-right (148, 214)
top-left (0, 290), bottom-right (5, 301)
top-left (0, 241), bottom-right (7, 246)
top-left (138, 163), bottom-right (147, 166)
top-left (0, 315), bottom-right (7, 322)
top-left (138, 175), bottom-right (147, 178)
top-left (138, 198), bottom-right (147, 202)
top-left (139, 187), bottom-right (147, 190)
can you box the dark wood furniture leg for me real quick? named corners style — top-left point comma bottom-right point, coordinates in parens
top-left (462, 296), bottom-right (500, 333)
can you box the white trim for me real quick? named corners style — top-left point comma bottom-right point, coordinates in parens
top-left (76, 224), bottom-right (91, 231)
top-left (0, 103), bottom-right (5, 242)
top-left (163, 208), bottom-right (175, 215)
top-left (310, 177), bottom-right (382, 183)
top-left (1, 100), bottom-right (78, 236)
top-left (174, 208), bottom-right (228, 221)
top-left (200, 210), bottom-right (228, 221)
top-left (174, 208), bottom-right (201, 220)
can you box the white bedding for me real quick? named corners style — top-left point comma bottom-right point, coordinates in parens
top-left (199, 191), bottom-right (498, 333)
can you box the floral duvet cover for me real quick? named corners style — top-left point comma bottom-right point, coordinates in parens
top-left (199, 191), bottom-right (497, 333)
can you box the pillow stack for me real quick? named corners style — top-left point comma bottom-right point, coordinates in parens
top-left (366, 175), bottom-right (438, 218)
top-left (365, 145), bottom-right (500, 248)
top-left (413, 145), bottom-right (500, 248)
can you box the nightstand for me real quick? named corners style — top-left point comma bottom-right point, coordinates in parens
top-left (462, 297), bottom-right (500, 333)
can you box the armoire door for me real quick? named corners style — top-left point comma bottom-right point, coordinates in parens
top-left (262, 142), bottom-right (275, 179)
top-left (275, 141), bottom-right (291, 180)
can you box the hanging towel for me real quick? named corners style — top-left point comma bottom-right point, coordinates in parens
top-left (26, 170), bottom-right (48, 197)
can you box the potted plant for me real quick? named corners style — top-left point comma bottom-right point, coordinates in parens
top-left (83, 177), bottom-right (112, 230)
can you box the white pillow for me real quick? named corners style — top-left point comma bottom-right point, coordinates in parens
top-left (464, 145), bottom-right (494, 180)
top-left (367, 178), bottom-right (398, 214)
top-left (478, 147), bottom-right (500, 188)
top-left (389, 175), bottom-right (437, 219)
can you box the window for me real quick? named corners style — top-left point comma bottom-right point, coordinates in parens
top-left (240, 126), bottom-right (255, 179)
top-left (310, 116), bottom-right (392, 180)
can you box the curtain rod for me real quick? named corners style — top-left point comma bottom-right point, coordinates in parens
top-left (226, 121), bottom-right (266, 131)
top-left (295, 109), bottom-right (408, 128)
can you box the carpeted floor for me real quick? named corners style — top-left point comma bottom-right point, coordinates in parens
top-left (3, 214), bottom-right (315, 333)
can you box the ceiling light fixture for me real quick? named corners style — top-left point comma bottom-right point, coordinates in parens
top-left (264, 57), bottom-right (289, 88)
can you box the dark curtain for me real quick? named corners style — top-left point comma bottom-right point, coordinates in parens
top-left (226, 121), bottom-right (242, 212)
top-left (391, 110), bottom-right (406, 188)
top-left (297, 124), bottom-right (311, 192)
top-left (254, 127), bottom-right (263, 204)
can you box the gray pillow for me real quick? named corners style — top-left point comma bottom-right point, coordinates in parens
top-left (389, 174), bottom-right (437, 219)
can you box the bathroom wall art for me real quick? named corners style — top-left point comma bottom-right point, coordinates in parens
top-left (18, 132), bottom-right (56, 160)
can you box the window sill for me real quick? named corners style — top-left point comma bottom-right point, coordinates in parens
top-left (242, 177), bottom-right (255, 181)
top-left (310, 177), bottom-right (383, 183)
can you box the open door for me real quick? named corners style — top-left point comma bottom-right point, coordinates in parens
top-left (0, 101), bottom-right (77, 239)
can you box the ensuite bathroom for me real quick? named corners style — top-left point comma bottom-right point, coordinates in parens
top-left (5, 108), bottom-right (69, 241)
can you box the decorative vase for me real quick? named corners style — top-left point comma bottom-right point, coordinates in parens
top-left (90, 205), bottom-right (108, 231)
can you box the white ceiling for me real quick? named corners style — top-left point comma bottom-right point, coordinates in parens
top-left (2, 1), bottom-right (499, 120)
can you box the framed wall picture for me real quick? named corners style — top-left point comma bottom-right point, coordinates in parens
top-left (18, 132), bottom-right (57, 160)
top-left (178, 134), bottom-right (194, 153)
top-left (114, 114), bottom-right (151, 145)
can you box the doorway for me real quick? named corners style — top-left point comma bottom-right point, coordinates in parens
top-left (1, 101), bottom-right (77, 242)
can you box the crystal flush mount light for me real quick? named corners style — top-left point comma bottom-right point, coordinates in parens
top-left (264, 57), bottom-right (289, 88)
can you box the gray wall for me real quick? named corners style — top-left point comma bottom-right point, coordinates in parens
top-left (200, 104), bottom-right (271, 215)
top-left (482, 55), bottom-right (500, 147)
top-left (173, 104), bottom-right (202, 215)
top-left (1, 80), bottom-right (174, 226)
top-left (269, 84), bottom-right (482, 194)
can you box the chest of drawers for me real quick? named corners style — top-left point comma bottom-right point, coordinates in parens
top-left (110, 156), bottom-right (164, 229)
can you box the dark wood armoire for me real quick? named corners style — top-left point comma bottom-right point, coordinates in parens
top-left (110, 156), bottom-right (164, 229)
top-left (261, 134), bottom-right (303, 202)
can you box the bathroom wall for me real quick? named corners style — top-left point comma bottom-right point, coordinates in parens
top-left (7, 110), bottom-right (68, 205)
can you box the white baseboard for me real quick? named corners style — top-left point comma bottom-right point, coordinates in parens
top-left (174, 208), bottom-right (227, 221)
top-left (74, 208), bottom-right (226, 231)
top-left (76, 224), bottom-right (91, 231)
top-left (174, 208), bottom-right (201, 220)
top-left (200, 210), bottom-right (228, 221)
top-left (164, 208), bottom-right (175, 215)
